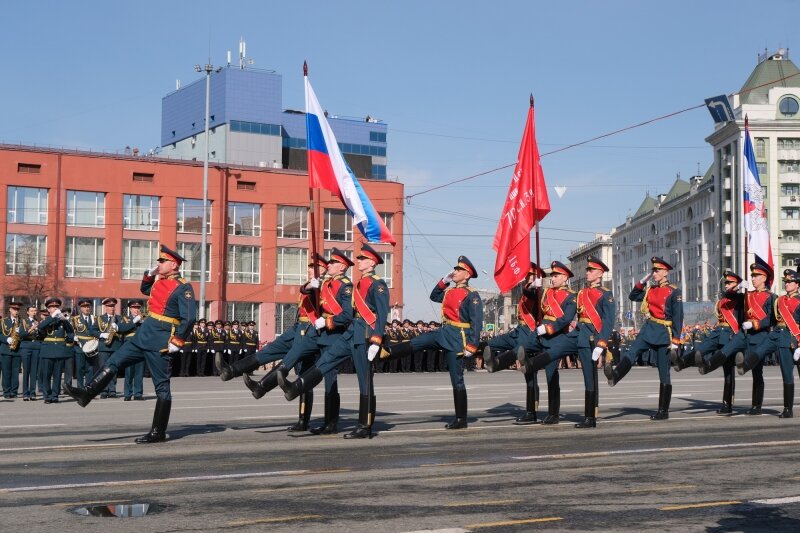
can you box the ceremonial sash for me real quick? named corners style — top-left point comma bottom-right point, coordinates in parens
top-left (746, 292), bottom-right (768, 322)
top-left (718, 299), bottom-right (740, 334)
top-left (543, 288), bottom-right (565, 319)
top-left (354, 276), bottom-right (377, 328)
top-left (299, 293), bottom-right (319, 322)
top-left (320, 278), bottom-right (344, 316)
top-left (518, 294), bottom-right (537, 330)
top-left (777, 296), bottom-right (800, 338)
top-left (578, 287), bottom-right (603, 332)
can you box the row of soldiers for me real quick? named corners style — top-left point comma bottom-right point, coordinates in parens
top-left (181, 320), bottom-right (260, 377)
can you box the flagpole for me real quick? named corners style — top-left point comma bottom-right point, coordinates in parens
top-left (743, 115), bottom-right (749, 283)
top-left (531, 94), bottom-right (543, 322)
top-left (305, 61), bottom-right (321, 309)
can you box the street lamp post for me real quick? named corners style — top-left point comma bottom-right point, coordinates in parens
top-left (194, 62), bottom-right (216, 320)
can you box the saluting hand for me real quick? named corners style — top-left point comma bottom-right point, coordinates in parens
top-left (442, 272), bottom-right (454, 284)
top-left (639, 272), bottom-right (653, 285)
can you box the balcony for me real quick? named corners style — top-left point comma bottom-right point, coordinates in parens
top-left (780, 219), bottom-right (800, 231)
top-left (779, 171), bottom-right (800, 183)
top-left (779, 195), bottom-right (800, 207)
top-left (779, 240), bottom-right (800, 254)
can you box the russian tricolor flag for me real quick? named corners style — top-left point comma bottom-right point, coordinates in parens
top-left (742, 116), bottom-right (773, 270)
top-left (305, 75), bottom-right (395, 245)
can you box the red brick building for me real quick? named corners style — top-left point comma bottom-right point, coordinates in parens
top-left (0, 144), bottom-right (403, 342)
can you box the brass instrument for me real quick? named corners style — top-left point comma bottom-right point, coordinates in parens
top-left (8, 328), bottom-right (21, 351)
top-left (105, 316), bottom-right (118, 347)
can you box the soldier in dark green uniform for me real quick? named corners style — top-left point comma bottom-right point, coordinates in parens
top-left (122, 300), bottom-right (145, 400)
top-left (91, 298), bottom-right (124, 398)
top-left (209, 320), bottom-right (226, 377)
top-left (1, 301), bottom-right (23, 399)
top-left (38, 297), bottom-right (75, 404)
top-left (20, 305), bottom-right (41, 401)
top-left (70, 299), bottom-right (97, 388)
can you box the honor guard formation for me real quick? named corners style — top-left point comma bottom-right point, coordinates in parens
top-left (4, 250), bottom-right (800, 443)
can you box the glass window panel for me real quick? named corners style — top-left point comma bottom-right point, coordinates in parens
top-left (122, 239), bottom-right (158, 279)
top-left (375, 252), bottom-right (393, 288)
top-left (66, 190), bottom-right (105, 227)
top-left (275, 303), bottom-right (299, 335)
top-left (177, 242), bottom-right (211, 282)
top-left (226, 301), bottom-right (259, 323)
top-left (177, 198), bottom-right (211, 234)
top-left (123, 195), bottom-right (160, 231)
top-left (227, 245), bottom-right (261, 283)
top-left (7, 186), bottom-right (48, 224)
top-left (228, 202), bottom-right (262, 236)
top-left (276, 247), bottom-right (308, 285)
top-left (6, 234), bottom-right (47, 275)
top-left (324, 209), bottom-right (353, 241)
top-left (277, 205), bottom-right (308, 239)
top-left (65, 237), bottom-right (104, 278)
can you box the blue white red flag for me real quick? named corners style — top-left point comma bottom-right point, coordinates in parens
top-left (742, 116), bottom-right (773, 270)
top-left (305, 75), bottom-right (395, 245)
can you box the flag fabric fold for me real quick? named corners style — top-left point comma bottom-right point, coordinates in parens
top-left (305, 76), bottom-right (395, 244)
top-left (742, 117), bottom-right (773, 270)
top-left (492, 104), bottom-right (550, 292)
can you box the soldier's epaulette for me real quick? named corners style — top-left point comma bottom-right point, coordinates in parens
top-left (465, 286), bottom-right (476, 292)
top-left (600, 286), bottom-right (611, 292)
top-left (179, 277), bottom-right (187, 284)
top-left (669, 284), bottom-right (678, 290)
top-left (338, 276), bottom-right (351, 284)
top-left (566, 288), bottom-right (576, 294)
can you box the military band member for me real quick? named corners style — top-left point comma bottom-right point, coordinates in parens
top-left (20, 305), bottom-right (41, 401)
top-left (38, 297), bottom-right (75, 404)
top-left (386, 255), bottom-right (483, 429)
top-left (605, 256), bottom-right (683, 420)
top-left (195, 319), bottom-right (211, 376)
top-left (516, 261), bottom-right (577, 425)
top-left (242, 321), bottom-right (259, 359)
top-left (183, 323), bottom-right (200, 377)
top-left (684, 271), bottom-right (744, 415)
top-left (483, 262), bottom-right (544, 424)
top-left (122, 300), bottom-right (145, 401)
top-left (1, 301), bottom-right (23, 399)
top-left (228, 320), bottom-right (243, 366)
top-left (64, 245), bottom-right (196, 444)
top-left (280, 243), bottom-right (389, 439)
top-left (71, 299), bottom-right (97, 388)
top-left (735, 267), bottom-right (799, 418)
top-left (91, 297), bottom-right (125, 398)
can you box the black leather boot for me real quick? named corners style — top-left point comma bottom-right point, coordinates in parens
top-left (243, 364), bottom-right (284, 399)
top-left (310, 391), bottom-right (339, 435)
top-left (736, 351), bottom-right (760, 376)
top-left (516, 347), bottom-right (551, 374)
top-left (604, 357), bottom-right (631, 387)
top-left (671, 349), bottom-right (695, 372)
top-left (717, 378), bottom-right (734, 415)
top-left (217, 353), bottom-right (261, 382)
top-left (135, 398), bottom-right (171, 444)
top-left (513, 385), bottom-right (539, 424)
top-left (344, 395), bottom-right (373, 439)
top-left (542, 376), bottom-right (560, 425)
top-left (484, 346), bottom-right (517, 373)
top-left (780, 383), bottom-right (794, 418)
top-left (445, 388), bottom-right (468, 429)
top-left (698, 349), bottom-right (726, 375)
top-left (385, 341), bottom-right (414, 361)
top-left (748, 378), bottom-right (764, 415)
top-left (63, 367), bottom-right (116, 408)
top-left (279, 367), bottom-right (323, 402)
top-left (650, 383), bottom-right (671, 420)
top-left (287, 390), bottom-right (314, 432)
top-left (575, 390), bottom-right (597, 428)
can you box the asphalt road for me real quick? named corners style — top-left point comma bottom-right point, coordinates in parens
top-left (2, 366), bottom-right (800, 532)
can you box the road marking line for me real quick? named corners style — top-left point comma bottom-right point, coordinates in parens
top-left (512, 439), bottom-right (800, 461)
top-left (445, 499), bottom-right (521, 507)
top-left (251, 484), bottom-right (338, 494)
top-left (371, 451), bottom-right (438, 457)
top-left (628, 484), bottom-right (696, 493)
top-left (751, 495), bottom-right (800, 505)
top-left (465, 517), bottom-right (563, 528)
top-left (0, 443), bottom-right (135, 453)
top-left (0, 424), bottom-right (66, 429)
top-left (227, 514), bottom-right (321, 526)
top-left (50, 499), bottom-right (132, 508)
top-left (569, 465), bottom-right (628, 473)
top-left (421, 461), bottom-right (488, 468)
top-left (0, 469), bottom-right (309, 493)
top-left (660, 501), bottom-right (740, 511)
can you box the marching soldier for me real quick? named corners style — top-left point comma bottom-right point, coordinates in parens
top-left (683, 271), bottom-right (744, 414)
top-left (735, 267), bottom-right (798, 417)
top-left (64, 245), bottom-right (196, 444)
top-left (385, 255), bottom-right (483, 429)
top-left (1, 301), bottom-right (23, 399)
top-left (71, 300), bottom-right (97, 388)
top-left (38, 298), bottom-right (75, 404)
top-left (605, 256), bottom-right (683, 420)
top-left (122, 300), bottom-right (145, 401)
top-left (516, 261), bottom-right (577, 425)
top-left (218, 255), bottom-right (329, 433)
top-left (20, 305), bottom-right (41, 401)
top-left (91, 298), bottom-right (124, 398)
top-left (279, 243), bottom-right (389, 439)
top-left (483, 262), bottom-right (544, 424)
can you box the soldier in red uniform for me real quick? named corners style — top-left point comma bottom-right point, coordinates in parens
top-left (604, 256), bottom-right (683, 420)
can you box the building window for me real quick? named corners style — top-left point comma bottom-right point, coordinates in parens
top-left (756, 138), bottom-right (766, 158)
top-left (123, 194), bottom-right (160, 231)
top-left (276, 247), bottom-right (308, 285)
top-left (780, 161), bottom-right (800, 174)
top-left (227, 245), bottom-right (260, 283)
top-left (756, 162), bottom-right (768, 177)
top-left (132, 172), bottom-right (154, 182)
top-left (324, 209), bottom-right (353, 241)
top-left (277, 205), bottom-right (308, 239)
top-left (375, 252), bottom-right (393, 288)
top-left (381, 213), bottom-right (393, 231)
top-left (372, 164), bottom-right (387, 179)
top-left (67, 190), bottom-right (105, 227)
top-left (65, 237), bottom-right (104, 278)
top-left (226, 302), bottom-right (259, 323)
top-left (6, 234), bottom-right (46, 275)
top-left (781, 208), bottom-right (800, 220)
top-left (229, 120), bottom-right (280, 136)
top-left (177, 242), bottom-right (211, 282)
top-left (783, 255), bottom-right (800, 267)
top-left (781, 184), bottom-right (800, 196)
top-left (122, 239), bottom-right (158, 279)
top-left (275, 303), bottom-right (299, 335)
top-left (177, 198), bottom-right (210, 234)
top-left (237, 181), bottom-right (256, 191)
top-left (779, 97), bottom-right (799, 118)
top-left (369, 131), bottom-right (387, 143)
top-left (324, 248), bottom-right (352, 261)
top-left (228, 202), bottom-right (261, 236)
top-left (7, 186), bottom-right (48, 225)
top-left (17, 163), bottom-right (41, 174)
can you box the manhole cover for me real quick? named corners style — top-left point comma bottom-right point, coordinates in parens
top-left (70, 503), bottom-right (160, 517)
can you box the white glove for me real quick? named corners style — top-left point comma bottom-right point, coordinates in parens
top-left (463, 348), bottom-right (475, 357)
top-left (148, 265), bottom-right (159, 276)
top-left (5, 337), bottom-right (12, 344)
top-left (737, 280), bottom-right (752, 293)
top-left (669, 343), bottom-right (679, 351)
top-left (742, 321), bottom-right (753, 330)
top-left (308, 278), bottom-right (321, 289)
top-left (50, 309), bottom-right (63, 319)
top-left (794, 348), bottom-right (800, 362)
top-left (132, 315), bottom-right (142, 324)
top-left (99, 332), bottom-right (109, 339)
top-left (367, 344), bottom-right (380, 361)
top-left (592, 347), bottom-right (604, 361)
top-left (73, 335), bottom-right (79, 342)
top-left (168, 343), bottom-right (180, 353)
top-left (442, 272), bottom-right (454, 284)
top-left (639, 272), bottom-right (653, 285)
top-left (314, 317), bottom-right (327, 330)
top-left (536, 324), bottom-right (547, 336)
top-left (533, 277), bottom-right (543, 288)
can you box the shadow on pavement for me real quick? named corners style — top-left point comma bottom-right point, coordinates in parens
top-left (706, 504), bottom-right (800, 532)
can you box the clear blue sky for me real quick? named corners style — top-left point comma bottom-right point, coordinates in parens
top-left (2, 1), bottom-right (798, 319)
